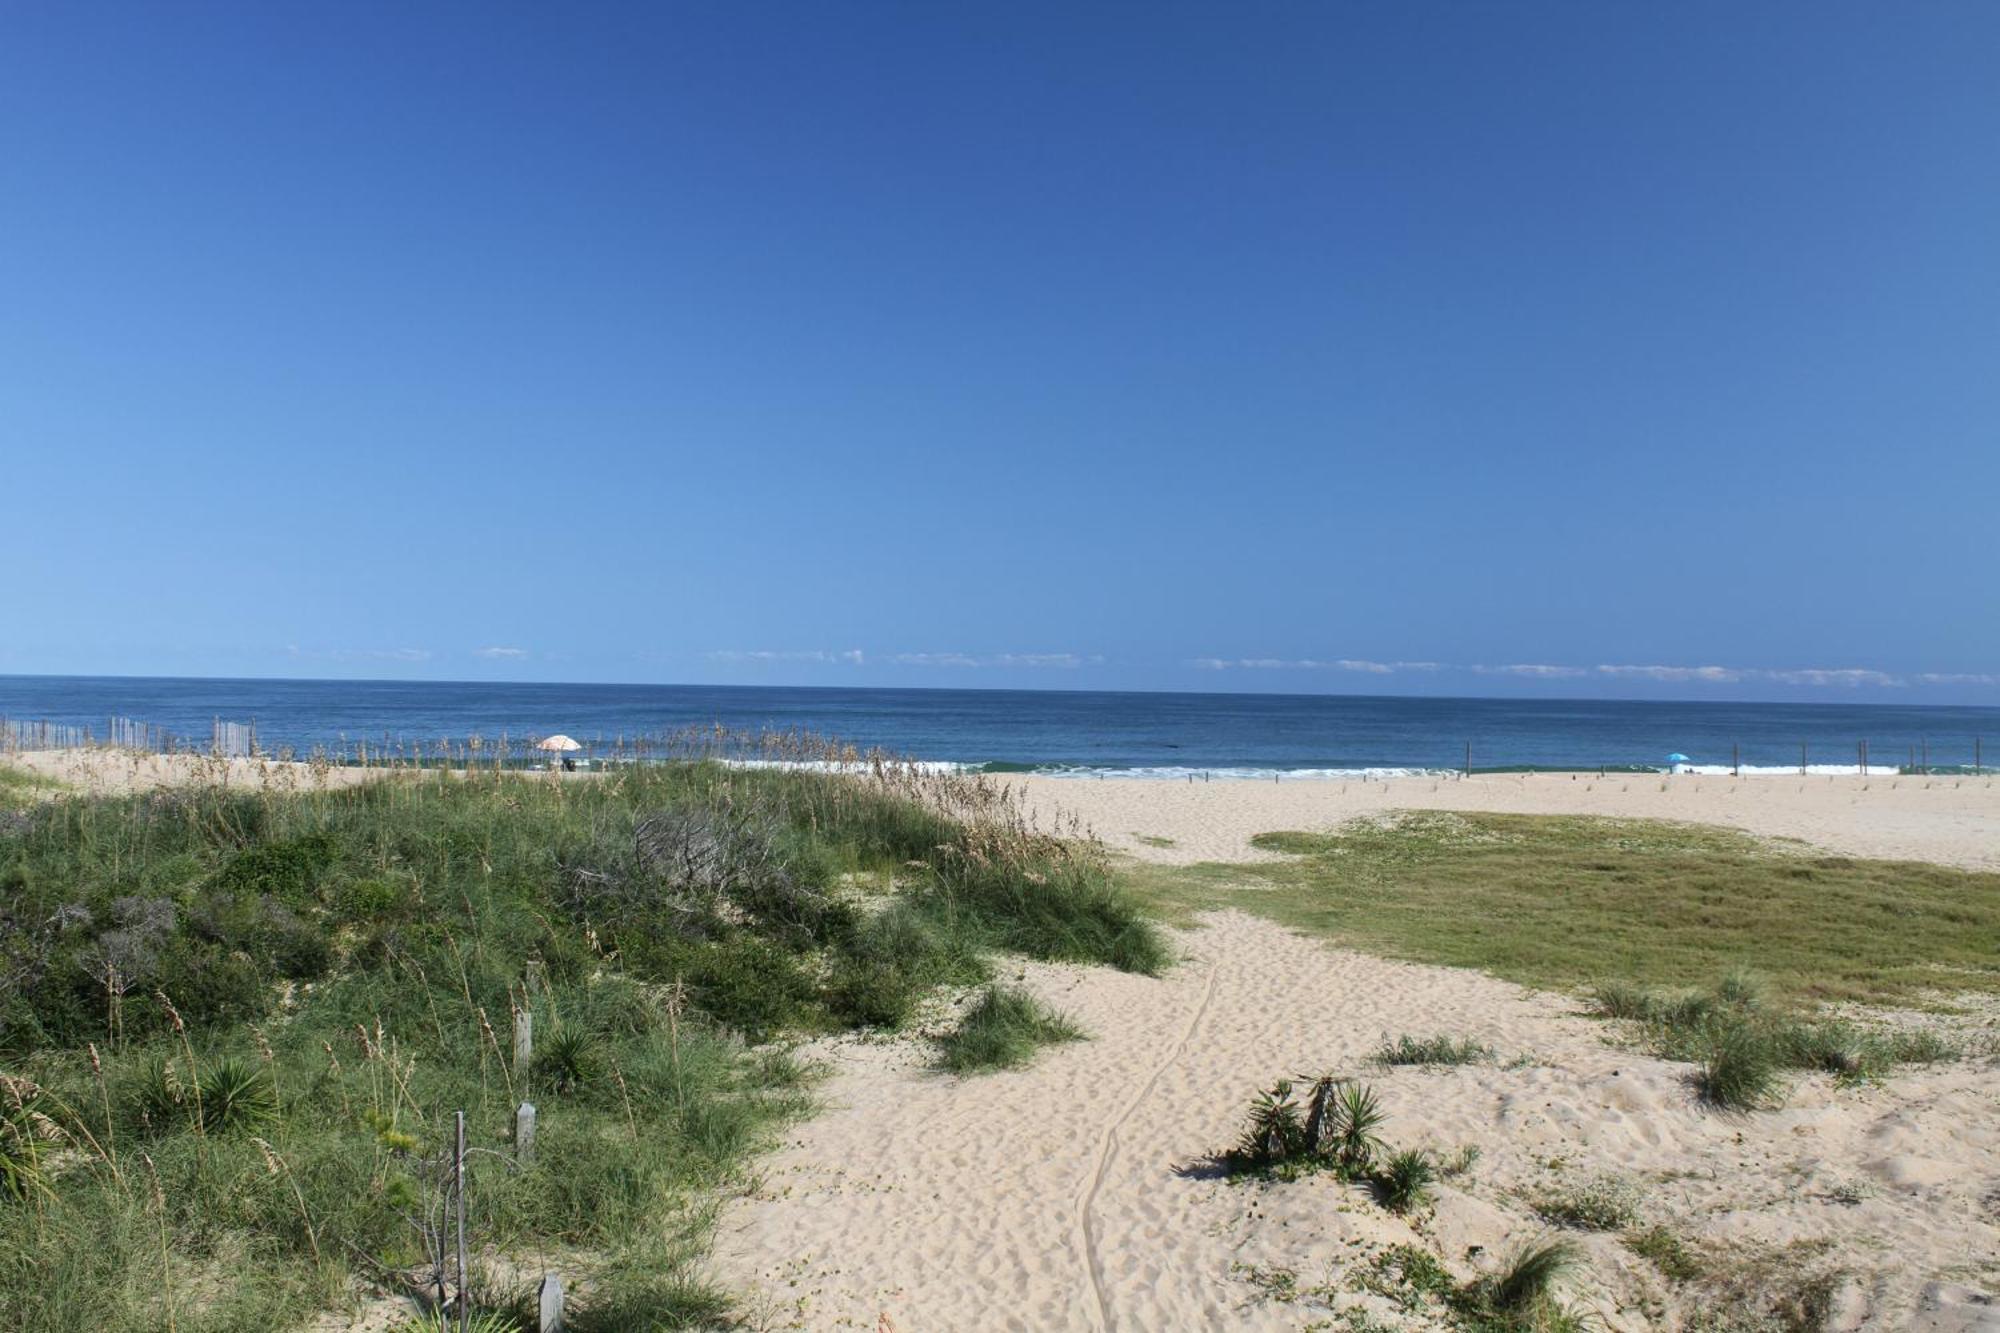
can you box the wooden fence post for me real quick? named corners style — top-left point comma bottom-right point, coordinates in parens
top-left (538, 1274), bottom-right (565, 1332)
top-left (513, 1008), bottom-right (532, 1075)
top-left (516, 1102), bottom-right (537, 1167)
top-left (455, 1111), bottom-right (469, 1333)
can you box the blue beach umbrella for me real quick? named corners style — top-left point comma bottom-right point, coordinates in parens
top-left (1665, 753), bottom-right (1691, 767)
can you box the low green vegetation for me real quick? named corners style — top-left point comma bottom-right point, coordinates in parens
top-left (1624, 1225), bottom-right (1702, 1282)
top-left (1128, 810), bottom-right (2000, 1005)
top-left (0, 760), bottom-right (1163, 1330)
top-left (1221, 1075), bottom-right (1450, 1215)
top-left (1359, 1240), bottom-right (1591, 1332)
top-left (0, 763), bottom-right (60, 811)
top-left (1374, 1033), bottom-right (1492, 1067)
top-left (934, 985), bottom-right (1084, 1074)
top-left (1590, 972), bottom-right (1957, 1110)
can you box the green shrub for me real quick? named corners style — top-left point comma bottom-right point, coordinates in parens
top-left (916, 837), bottom-right (1167, 975)
top-left (535, 1028), bottom-right (603, 1095)
top-left (209, 835), bottom-right (338, 905)
top-left (935, 986), bottom-right (1084, 1074)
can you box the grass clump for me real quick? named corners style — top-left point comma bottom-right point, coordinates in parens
top-left (1464, 1240), bottom-right (1587, 1330)
top-left (1697, 1026), bottom-right (1782, 1111)
top-left (1589, 971), bottom-right (1955, 1111)
top-left (1130, 811), bottom-right (2000, 1006)
top-left (936, 986), bottom-right (1083, 1074)
top-left (1374, 1033), bottom-right (1492, 1067)
top-left (1531, 1174), bottom-right (1640, 1230)
top-left (915, 828), bottom-right (1167, 975)
top-left (1624, 1225), bottom-right (1702, 1281)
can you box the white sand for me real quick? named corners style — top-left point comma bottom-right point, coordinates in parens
top-left (716, 912), bottom-right (2000, 1331)
top-left (1015, 770), bottom-right (2000, 872)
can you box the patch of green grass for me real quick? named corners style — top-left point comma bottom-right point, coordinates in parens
top-left (1625, 1225), bottom-right (1702, 1281)
top-left (1132, 833), bottom-right (1176, 849)
top-left (1374, 1033), bottom-right (1492, 1067)
top-left (935, 986), bottom-right (1084, 1074)
top-left (1127, 811), bottom-right (2000, 1005)
top-left (1590, 973), bottom-right (1956, 1110)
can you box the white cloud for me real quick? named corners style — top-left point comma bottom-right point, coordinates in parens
top-left (1472, 663), bottom-right (1588, 679)
top-left (708, 649), bottom-right (865, 665)
top-left (288, 644), bottom-right (432, 663)
top-left (1596, 664), bottom-right (1741, 683)
top-left (890, 652), bottom-right (982, 668)
top-left (891, 651), bottom-right (1098, 669)
top-left (1916, 672), bottom-right (2000, 686)
top-left (474, 646), bottom-right (527, 660)
top-left (1191, 657), bottom-right (1431, 674)
top-left (1755, 667), bottom-right (1902, 688)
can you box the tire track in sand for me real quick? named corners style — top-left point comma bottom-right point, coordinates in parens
top-left (1073, 957), bottom-right (1220, 1331)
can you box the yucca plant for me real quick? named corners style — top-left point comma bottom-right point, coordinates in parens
top-left (1232, 1079), bottom-right (1305, 1169)
top-left (1327, 1081), bottom-right (1386, 1173)
top-left (131, 1054), bottom-right (276, 1135)
top-left (198, 1056), bottom-right (278, 1134)
top-left (1375, 1148), bottom-right (1437, 1213)
top-left (536, 1027), bottom-right (603, 1095)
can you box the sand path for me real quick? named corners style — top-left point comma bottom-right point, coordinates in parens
top-left (713, 911), bottom-right (2000, 1331)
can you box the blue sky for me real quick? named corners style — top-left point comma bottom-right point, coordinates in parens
top-left (4, 3), bottom-right (1996, 701)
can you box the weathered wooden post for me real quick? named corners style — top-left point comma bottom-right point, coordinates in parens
top-left (538, 1274), bottom-right (565, 1332)
top-left (1733, 742), bottom-right (1740, 778)
top-left (516, 1102), bottom-right (537, 1167)
top-left (455, 1111), bottom-right (469, 1333)
top-left (513, 1008), bottom-right (532, 1075)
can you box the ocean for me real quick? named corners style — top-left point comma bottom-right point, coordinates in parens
top-left (1, 675), bottom-right (1995, 777)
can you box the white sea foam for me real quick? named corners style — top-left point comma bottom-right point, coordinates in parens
top-left (1677, 763), bottom-right (1912, 777)
top-left (1028, 765), bottom-right (1452, 781)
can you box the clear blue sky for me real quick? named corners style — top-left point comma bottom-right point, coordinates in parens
top-left (4, 3), bottom-right (1996, 701)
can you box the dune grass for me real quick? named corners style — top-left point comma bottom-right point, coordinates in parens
top-left (1127, 811), bottom-right (2000, 1006)
top-left (0, 762), bottom-right (61, 810)
top-left (1588, 972), bottom-right (1955, 1110)
top-left (934, 985), bottom-right (1084, 1074)
top-left (1374, 1033), bottom-right (1492, 1067)
top-left (0, 758), bottom-right (1160, 1331)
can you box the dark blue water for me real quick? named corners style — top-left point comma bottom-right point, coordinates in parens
top-left (3, 675), bottom-right (1996, 776)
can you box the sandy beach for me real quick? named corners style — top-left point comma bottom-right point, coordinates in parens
top-left (711, 771), bottom-right (2000, 1331)
top-left (713, 911), bottom-right (1999, 1331)
top-left (1017, 770), bottom-right (2000, 873)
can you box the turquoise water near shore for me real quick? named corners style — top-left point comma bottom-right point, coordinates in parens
top-left (3, 675), bottom-right (1996, 777)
